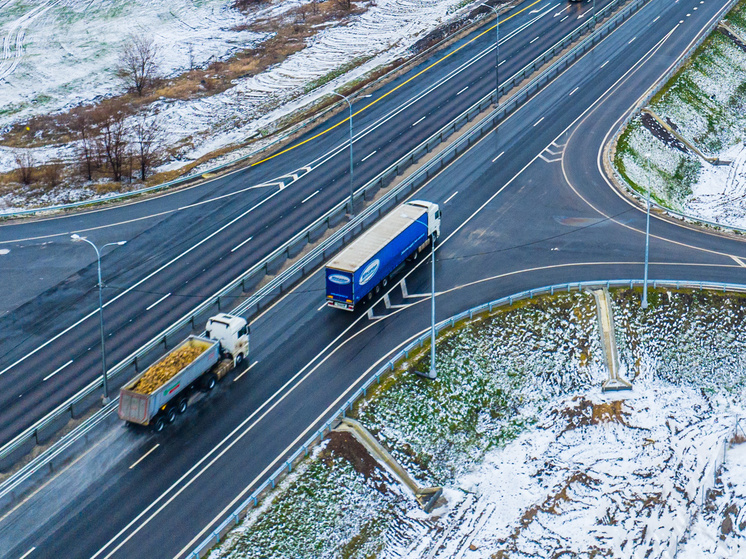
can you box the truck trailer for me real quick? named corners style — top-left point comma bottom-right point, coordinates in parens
top-left (325, 200), bottom-right (441, 311)
top-left (118, 313), bottom-right (249, 432)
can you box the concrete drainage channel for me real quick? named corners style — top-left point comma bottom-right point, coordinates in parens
top-left (0, 0), bottom-right (643, 500)
top-left (186, 279), bottom-right (746, 558)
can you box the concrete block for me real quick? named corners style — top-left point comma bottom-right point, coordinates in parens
top-left (364, 183), bottom-right (379, 201)
top-left (280, 268), bottom-right (303, 293)
top-left (380, 168), bottom-right (397, 188)
top-left (0, 435), bottom-right (36, 472)
top-left (36, 409), bottom-right (74, 445)
top-left (362, 209), bottom-right (380, 229)
top-left (257, 286), bottom-right (281, 311)
top-left (328, 207), bottom-right (346, 228)
top-left (71, 387), bottom-right (105, 419)
top-left (302, 252), bottom-right (325, 275)
top-left (266, 251), bottom-right (288, 276)
top-left (241, 269), bottom-right (264, 292)
top-left (287, 236), bottom-right (307, 259)
top-left (308, 222), bottom-right (327, 243)
top-left (322, 237), bottom-right (344, 260)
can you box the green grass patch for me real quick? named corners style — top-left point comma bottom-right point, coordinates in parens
top-left (303, 56), bottom-right (374, 94)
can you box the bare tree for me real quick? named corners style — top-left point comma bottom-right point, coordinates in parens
top-left (118, 34), bottom-right (160, 96)
top-left (132, 113), bottom-right (162, 181)
top-left (14, 152), bottom-right (34, 185)
top-left (96, 106), bottom-right (129, 182)
top-left (43, 160), bottom-right (64, 189)
top-left (70, 112), bottom-right (96, 181)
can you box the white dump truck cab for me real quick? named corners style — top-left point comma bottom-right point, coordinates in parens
top-left (205, 313), bottom-right (250, 365)
top-left (408, 200), bottom-right (441, 240)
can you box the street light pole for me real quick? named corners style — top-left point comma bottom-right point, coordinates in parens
top-left (332, 91), bottom-right (355, 215)
top-left (593, 0), bottom-right (596, 28)
top-left (71, 234), bottom-right (127, 403)
top-left (480, 4), bottom-right (500, 106)
top-left (428, 234), bottom-right (436, 379)
top-left (642, 153), bottom-right (651, 309)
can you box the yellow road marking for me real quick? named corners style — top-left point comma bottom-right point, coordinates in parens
top-left (249, 0), bottom-right (544, 167)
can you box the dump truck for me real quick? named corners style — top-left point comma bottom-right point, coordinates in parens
top-left (325, 200), bottom-right (441, 311)
top-left (118, 313), bottom-right (249, 432)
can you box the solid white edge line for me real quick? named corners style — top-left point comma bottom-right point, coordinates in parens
top-left (145, 293), bottom-right (171, 311)
top-left (129, 444), bottom-right (160, 470)
top-left (230, 236), bottom-right (253, 253)
top-left (301, 190), bottom-right (320, 204)
top-left (731, 255), bottom-right (746, 268)
top-left (42, 360), bottom-right (73, 382)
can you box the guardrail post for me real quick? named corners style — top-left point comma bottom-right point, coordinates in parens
top-left (287, 460), bottom-right (292, 473)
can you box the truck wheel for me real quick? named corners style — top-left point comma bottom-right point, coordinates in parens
top-left (235, 353), bottom-right (244, 366)
top-left (383, 278), bottom-right (388, 287)
top-left (177, 398), bottom-right (188, 414)
top-left (375, 285), bottom-right (380, 293)
top-left (152, 416), bottom-right (166, 433)
top-left (203, 373), bottom-right (217, 391)
top-left (412, 250), bottom-right (419, 260)
top-left (166, 407), bottom-right (177, 424)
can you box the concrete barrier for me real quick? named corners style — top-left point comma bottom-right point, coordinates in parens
top-left (265, 252), bottom-right (288, 275)
top-left (36, 411), bottom-right (74, 445)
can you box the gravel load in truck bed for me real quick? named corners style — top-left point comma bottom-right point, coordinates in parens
top-left (132, 343), bottom-right (207, 394)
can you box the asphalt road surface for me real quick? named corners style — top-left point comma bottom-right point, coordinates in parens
top-left (3, 0), bottom-right (746, 558)
top-left (0, 0), bottom-right (613, 448)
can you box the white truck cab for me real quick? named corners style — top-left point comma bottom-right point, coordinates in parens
top-left (408, 200), bottom-right (441, 240)
top-left (205, 313), bottom-right (250, 365)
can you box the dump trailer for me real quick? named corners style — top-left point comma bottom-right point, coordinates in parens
top-left (118, 313), bottom-right (249, 432)
top-left (325, 200), bottom-right (441, 311)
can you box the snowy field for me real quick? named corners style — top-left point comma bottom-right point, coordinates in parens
top-left (209, 289), bottom-right (746, 558)
top-left (0, 0), bottom-right (477, 211)
top-left (614, 2), bottom-right (746, 229)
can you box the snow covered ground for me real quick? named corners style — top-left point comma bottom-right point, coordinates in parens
top-left (0, 0), bottom-right (478, 210)
top-left (614, 4), bottom-right (746, 229)
top-left (209, 288), bottom-right (746, 558)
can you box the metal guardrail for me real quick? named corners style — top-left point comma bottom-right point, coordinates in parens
top-left (607, 0), bottom-right (743, 232)
top-left (187, 277), bottom-right (746, 558)
top-left (0, 0), bottom-right (641, 469)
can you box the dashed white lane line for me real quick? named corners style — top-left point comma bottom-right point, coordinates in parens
top-left (412, 115), bottom-right (426, 126)
top-left (443, 191), bottom-right (459, 204)
top-left (301, 189), bottom-right (320, 203)
top-left (492, 151), bottom-right (505, 162)
top-left (498, 59), bottom-right (506, 66)
top-left (653, 15), bottom-right (661, 22)
top-left (529, 36), bottom-right (540, 44)
top-left (360, 151), bottom-right (377, 162)
top-left (43, 359), bottom-right (73, 382)
top-left (146, 293), bottom-right (171, 311)
top-left (560, 15), bottom-right (569, 22)
top-left (230, 236), bottom-right (253, 253)
top-left (233, 361), bottom-right (258, 382)
top-left (600, 60), bottom-right (610, 68)
top-left (456, 85), bottom-right (469, 95)
top-left (569, 86), bottom-right (579, 96)
top-left (19, 548), bottom-right (36, 559)
top-left (317, 301), bottom-right (328, 311)
top-left (533, 116), bottom-right (545, 127)
top-left (130, 444), bottom-right (160, 470)
top-left (628, 36), bottom-right (637, 44)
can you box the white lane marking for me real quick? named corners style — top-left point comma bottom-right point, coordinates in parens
top-left (533, 116), bottom-right (545, 127)
top-left (412, 116), bottom-right (426, 126)
top-left (230, 236), bottom-right (253, 253)
top-left (653, 15), bottom-right (661, 22)
top-left (145, 293), bottom-right (171, 311)
top-left (456, 85), bottom-right (469, 95)
top-left (529, 36), bottom-right (540, 44)
top-left (628, 36), bottom-right (637, 44)
top-left (600, 60), bottom-right (610, 68)
top-left (560, 14), bottom-right (569, 22)
top-left (0, 248), bottom-right (8, 255)
top-left (360, 151), bottom-right (377, 162)
top-left (43, 360), bottom-right (73, 382)
top-left (301, 190), bottom-right (320, 203)
top-left (19, 548), bottom-right (35, 559)
top-left (731, 255), bottom-right (746, 268)
top-left (317, 302), bottom-right (328, 311)
top-left (233, 361), bottom-right (258, 382)
top-left (129, 444), bottom-right (160, 470)
top-left (569, 86), bottom-right (579, 96)
top-left (498, 59), bottom-right (506, 66)
top-left (492, 151), bottom-right (505, 162)
top-left (443, 191), bottom-right (459, 204)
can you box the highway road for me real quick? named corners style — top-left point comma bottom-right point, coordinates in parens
top-left (4, 0), bottom-right (746, 558)
top-left (0, 0), bottom-right (613, 449)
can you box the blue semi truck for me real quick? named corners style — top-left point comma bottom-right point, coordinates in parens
top-left (325, 200), bottom-right (441, 311)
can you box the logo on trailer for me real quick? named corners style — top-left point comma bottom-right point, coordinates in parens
top-left (359, 259), bottom-right (380, 286)
top-left (328, 274), bottom-right (351, 285)
top-left (165, 383), bottom-right (181, 397)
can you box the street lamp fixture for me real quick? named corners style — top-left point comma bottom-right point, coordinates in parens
top-left (332, 91), bottom-right (355, 215)
top-left (71, 234), bottom-right (127, 403)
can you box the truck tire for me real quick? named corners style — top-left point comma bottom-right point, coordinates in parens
top-left (166, 407), bottom-right (177, 424)
top-left (153, 416), bottom-right (166, 433)
top-left (177, 397), bottom-right (188, 414)
top-left (202, 373), bottom-right (217, 391)
top-left (235, 353), bottom-right (244, 366)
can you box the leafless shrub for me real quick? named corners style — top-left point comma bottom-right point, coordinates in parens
top-left (95, 104), bottom-right (129, 182)
top-left (43, 160), bottom-right (64, 189)
top-left (132, 113), bottom-right (163, 181)
top-left (334, 0), bottom-right (352, 11)
top-left (14, 152), bottom-right (34, 185)
top-left (118, 34), bottom-right (160, 96)
top-left (232, 0), bottom-right (268, 10)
